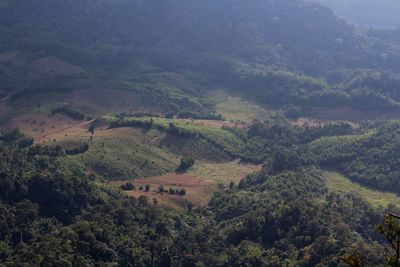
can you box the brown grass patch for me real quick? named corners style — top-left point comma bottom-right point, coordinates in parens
top-left (189, 159), bottom-right (261, 184)
top-left (111, 173), bottom-right (217, 209)
top-left (0, 52), bottom-right (26, 65)
top-left (7, 89), bottom-right (144, 116)
top-left (4, 111), bottom-right (147, 143)
top-left (3, 113), bottom-right (92, 143)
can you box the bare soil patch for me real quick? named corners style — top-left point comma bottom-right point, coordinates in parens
top-left (3, 113), bottom-right (90, 143)
top-left (4, 111), bottom-right (144, 143)
top-left (0, 52), bottom-right (26, 65)
top-left (7, 89), bottom-right (144, 116)
top-left (28, 56), bottom-right (84, 75)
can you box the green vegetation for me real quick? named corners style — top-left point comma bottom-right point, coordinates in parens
top-left (376, 215), bottom-right (400, 266)
top-left (3, 0), bottom-right (400, 265)
top-left (189, 160), bottom-right (259, 184)
top-left (1, 117), bottom-right (398, 266)
top-left (120, 181), bottom-right (135, 191)
top-left (71, 131), bottom-right (178, 180)
top-left (324, 171), bottom-right (400, 209)
top-left (176, 157), bottom-right (195, 173)
top-left (208, 91), bottom-right (277, 123)
top-left (310, 122), bottom-right (400, 192)
top-left (1, 0), bottom-right (400, 122)
top-left (96, 115), bottom-right (246, 158)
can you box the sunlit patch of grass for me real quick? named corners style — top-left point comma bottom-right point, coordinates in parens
top-left (63, 128), bottom-right (180, 180)
top-left (206, 90), bottom-right (278, 123)
top-left (323, 171), bottom-right (400, 209)
top-left (189, 159), bottom-right (261, 184)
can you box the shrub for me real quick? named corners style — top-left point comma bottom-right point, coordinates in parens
top-left (176, 157), bottom-right (195, 173)
top-left (121, 182), bottom-right (135, 190)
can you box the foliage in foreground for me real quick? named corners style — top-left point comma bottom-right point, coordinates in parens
top-left (0, 127), bottom-right (394, 266)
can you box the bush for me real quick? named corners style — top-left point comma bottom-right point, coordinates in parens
top-left (65, 143), bottom-right (89, 155)
top-left (176, 157), bottom-right (195, 173)
top-left (121, 182), bottom-right (135, 191)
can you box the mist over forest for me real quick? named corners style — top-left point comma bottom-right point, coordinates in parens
top-left (1, 0), bottom-right (400, 266)
top-left (310, 0), bottom-right (400, 29)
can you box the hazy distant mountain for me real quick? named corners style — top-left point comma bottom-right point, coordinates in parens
top-left (310, 0), bottom-right (400, 29)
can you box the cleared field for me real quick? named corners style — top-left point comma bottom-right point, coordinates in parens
top-left (189, 160), bottom-right (261, 184)
top-left (324, 171), bottom-right (400, 209)
top-left (109, 160), bottom-right (260, 209)
top-left (4, 113), bottom-right (90, 143)
top-left (110, 173), bottom-right (217, 209)
top-left (68, 128), bottom-right (180, 180)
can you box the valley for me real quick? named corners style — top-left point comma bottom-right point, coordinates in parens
top-left (2, 0), bottom-right (400, 265)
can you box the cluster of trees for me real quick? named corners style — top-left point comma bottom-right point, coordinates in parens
top-left (157, 185), bottom-right (186, 196)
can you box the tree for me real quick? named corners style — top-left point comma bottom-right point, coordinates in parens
top-left (376, 214), bottom-right (400, 266)
top-left (88, 124), bottom-right (95, 139)
top-left (179, 188), bottom-right (186, 196)
top-left (176, 157), bottom-right (195, 173)
top-left (158, 185), bottom-right (164, 193)
top-left (342, 254), bottom-right (362, 267)
top-left (229, 181), bottom-right (235, 190)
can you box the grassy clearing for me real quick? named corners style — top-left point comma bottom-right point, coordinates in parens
top-left (323, 171), bottom-right (400, 209)
top-left (107, 160), bottom-right (261, 209)
top-left (206, 90), bottom-right (278, 123)
top-left (63, 128), bottom-right (180, 180)
top-left (99, 115), bottom-right (246, 156)
top-left (189, 160), bottom-right (261, 184)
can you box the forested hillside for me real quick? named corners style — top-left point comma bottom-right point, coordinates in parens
top-left (0, 125), bottom-right (394, 265)
top-left (1, 0), bottom-right (400, 119)
top-left (2, 0), bottom-right (400, 265)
